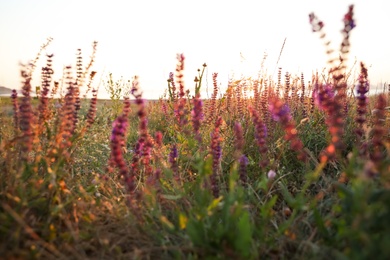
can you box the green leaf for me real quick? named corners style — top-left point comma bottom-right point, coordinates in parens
top-left (235, 211), bottom-right (252, 256)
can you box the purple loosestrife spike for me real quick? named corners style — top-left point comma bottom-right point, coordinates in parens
top-left (269, 97), bottom-right (307, 162)
top-left (355, 62), bottom-right (369, 153)
top-left (191, 92), bottom-right (203, 143)
top-left (131, 76), bottom-right (153, 177)
top-left (85, 89), bottom-right (98, 129)
top-left (174, 54), bottom-right (189, 130)
top-left (300, 73), bottom-right (307, 118)
top-left (210, 116), bottom-right (223, 198)
top-left (206, 73), bottom-right (219, 125)
top-left (110, 115), bottom-right (136, 193)
top-left (169, 144), bottom-right (179, 181)
top-left (19, 68), bottom-right (36, 161)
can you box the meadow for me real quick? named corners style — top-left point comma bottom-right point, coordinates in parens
top-left (1, 5), bottom-right (390, 259)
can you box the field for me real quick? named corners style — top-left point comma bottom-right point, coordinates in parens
top-left (1, 5), bottom-right (390, 260)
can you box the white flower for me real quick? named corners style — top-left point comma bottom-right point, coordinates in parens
top-left (267, 170), bottom-right (276, 180)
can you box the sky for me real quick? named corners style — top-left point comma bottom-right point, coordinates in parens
top-left (0, 0), bottom-right (389, 99)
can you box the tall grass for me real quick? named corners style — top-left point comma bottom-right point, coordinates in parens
top-left (1, 4), bottom-right (390, 259)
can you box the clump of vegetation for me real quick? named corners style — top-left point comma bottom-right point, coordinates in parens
top-left (1, 4), bottom-right (390, 259)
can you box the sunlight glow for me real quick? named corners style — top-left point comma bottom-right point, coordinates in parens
top-left (0, 0), bottom-right (389, 99)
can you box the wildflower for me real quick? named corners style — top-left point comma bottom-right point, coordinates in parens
top-left (210, 116), bottom-right (223, 198)
top-left (355, 62), bottom-right (370, 158)
top-left (174, 54), bottom-right (189, 129)
top-left (191, 92), bottom-right (203, 143)
top-left (267, 170), bottom-right (276, 180)
top-left (19, 68), bottom-right (36, 161)
top-left (269, 96), bottom-right (307, 162)
top-left (169, 144), bottom-right (179, 181)
top-left (110, 115), bottom-right (135, 192)
top-left (85, 88), bottom-right (98, 129)
top-left (206, 73), bottom-right (219, 125)
top-left (131, 76), bottom-right (153, 176)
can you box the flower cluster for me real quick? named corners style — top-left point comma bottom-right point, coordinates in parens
top-left (85, 88), bottom-right (98, 129)
top-left (19, 68), bottom-right (36, 161)
top-left (38, 54), bottom-right (54, 126)
top-left (206, 72), bottom-right (219, 125)
top-left (269, 97), bottom-right (307, 162)
top-left (131, 76), bottom-right (153, 177)
top-left (110, 115), bottom-right (135, 193)
top-left (191, 92), bottom-right (203, 143)
top-left (169, 144), bottom-right (179, 182)
top-left (355, 62), bottom-right (369, 141)
top-left (174, 54), bottom-right (189, 130)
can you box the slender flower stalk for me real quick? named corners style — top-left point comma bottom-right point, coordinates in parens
top-left (169, 144), bottom-right (179, 182)
top-left (284, 72), bottom-right (291, 104)
top-left (131, 76), bottom-right (153, 177)
top-left (300, 73), bottom-right (307, 118)
top-left (210, 116), bottom-right (223, 198)
top-left (38, 54), bottom-right (54, 126)
top-left (167, 72), bottom-right (176, 103)
top-left (110, 115), bottom-right (135, 192)
top-left (174, 54), bottom-right (188, 130)
top-left (355, 62), bottom-right (369, 153)
top-left (206, 72), bottom-right (219, 125)
top-left (248, 106), bottom-right (269, 167)
top-left (370, 94), bottom-right (387, 168)
top-left (252, 79), bottom-right (260, 113)
top-left (269, 96), bottom-right (307, 162)
top-left (11, 89), bottom-right (19, 132)
top-left (191, 92), bottom-right (203, 143)
top-left (85, 88), bottom-right (98, 129)
top-left (19, 67), bottom-right (36, 161)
